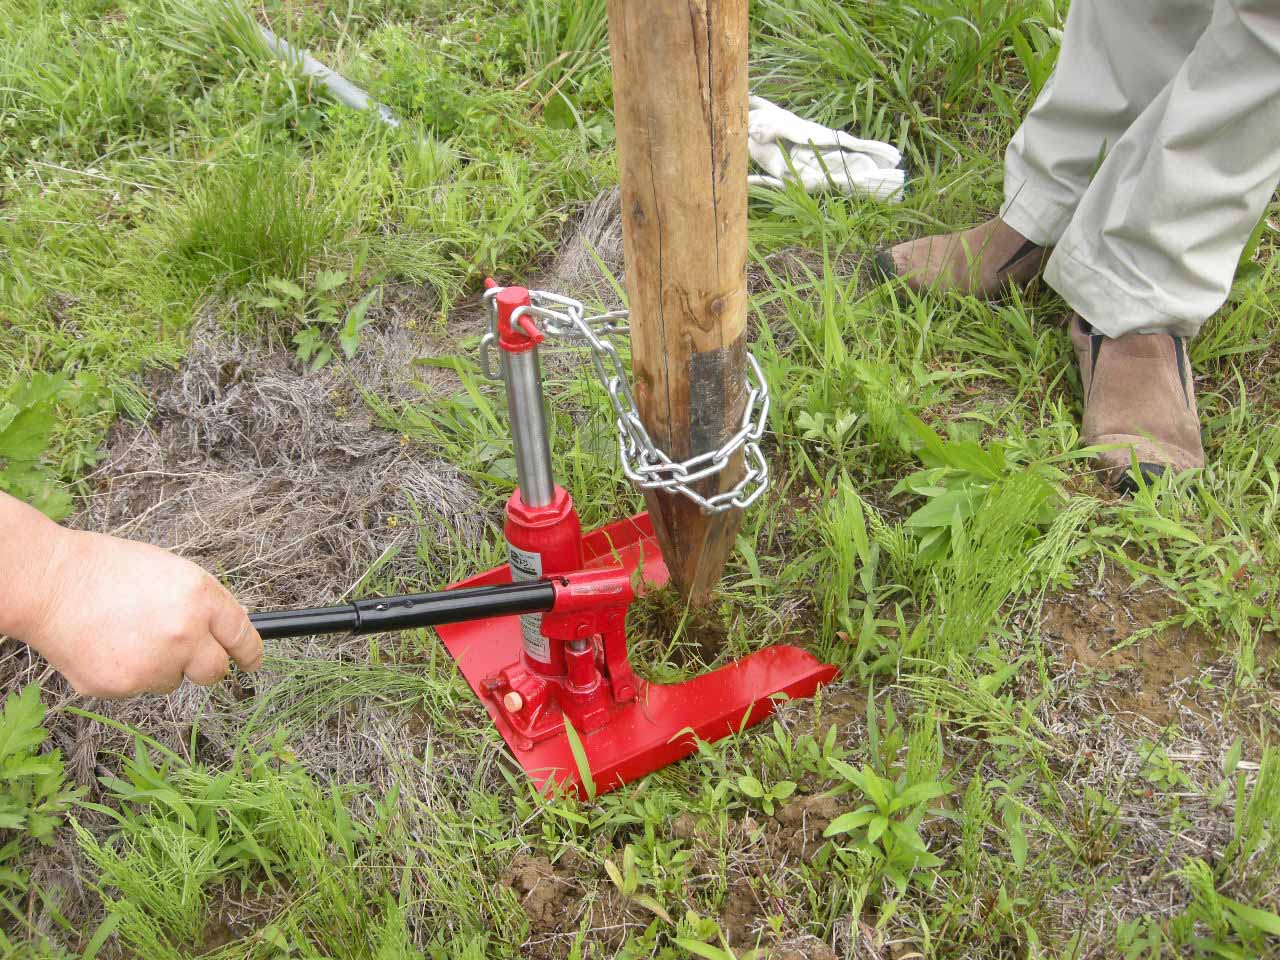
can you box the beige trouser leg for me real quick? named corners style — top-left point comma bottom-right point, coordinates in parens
top-left (1002, 0), bottom-right (1213, 246)
top-left (1003, 0), bottom-right (1280, 337)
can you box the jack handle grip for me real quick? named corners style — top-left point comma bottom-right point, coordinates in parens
top-left (249, 579), bottom-right (557, 641)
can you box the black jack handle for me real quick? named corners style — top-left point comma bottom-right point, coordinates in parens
top-left (249, 579), bottom-right (556, 640)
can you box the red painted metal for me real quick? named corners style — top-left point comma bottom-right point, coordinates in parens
top-left (491, 284), bottom-right (543, 353)
top-left (435, 512), bottom-right (839, 797)
top-left (503, 486), bottom-right (585, 676)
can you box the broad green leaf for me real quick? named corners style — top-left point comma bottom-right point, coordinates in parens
top-left (0, 757), bottom-right (58, 781)
top-left (1129, 515), bottom-right (1202, 546)
top-left (673, 938), bottom-right (733, 960)
top-left (314, 269), bottom-right (348, 293)
top-left (867, 815), bottom-right (889, 844)
top-left (0, 687), bottom-right (47, 761)
top-left (823, 806), bottom-right (875, 837)
top-left (309, 344), bottom-right (334, 372)
top-left (889, 781), bottom-right (950, 813)
top-left (826, 756), bottom-right (865, 789)
top-left (905, 487), bottom-right (983, 530)
top-left (631, 893), bottom-right (672, 923)
top-left (267, 277), bottom-right (305, 300)
top-left (544, 804), bottom-right (588, 825)
top-left (1224, 897), bottom-right (1280, 937)
top-left (0, 404), bottom-right (57, 460)
top-left (888, 818), bottom-right (928, 853)
top-left (10, 374), bottom-right (66, 410)
top-left (1004, 803), bottom-right (1028, 872)
top-left (339, 330), bottom-right (361, 360)
top-left (603, 858), bottom-right (625, 892)
top-left (345, 288), bottom-right (378, 329)
top-left (858, 765), bottom-right (891, 810)
top-left (543, 90), bottom-right (578, 130)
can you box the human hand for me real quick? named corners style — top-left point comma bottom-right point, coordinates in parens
top-left (18, 528), bottom-right (263, 699)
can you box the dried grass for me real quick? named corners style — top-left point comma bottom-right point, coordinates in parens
top-left (2, 305), bottom-right (489, 787)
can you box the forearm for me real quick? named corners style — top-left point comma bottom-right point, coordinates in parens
top-left (0, 491), bottom-right (67, 644)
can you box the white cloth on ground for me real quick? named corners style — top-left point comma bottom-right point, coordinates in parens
top-left (747, 95), bottom-right (905, 202)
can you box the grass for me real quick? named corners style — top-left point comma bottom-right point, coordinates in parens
top-left (1, 0), bottom-right (1278, 957)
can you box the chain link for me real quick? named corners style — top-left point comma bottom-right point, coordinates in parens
top-left (480, 286), bottom-right (770, 514)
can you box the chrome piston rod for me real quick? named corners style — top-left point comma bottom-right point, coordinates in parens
top-left (500, 346), bottom-right (555, 508)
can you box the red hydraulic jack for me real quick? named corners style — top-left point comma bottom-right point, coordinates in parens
top-left (250, 282), bottom-right (837, 797)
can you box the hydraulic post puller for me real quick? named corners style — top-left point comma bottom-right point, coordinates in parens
top-left (250, 281), bottom-right (837, 796)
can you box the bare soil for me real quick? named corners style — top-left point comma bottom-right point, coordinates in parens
top-left (1041, 577), bottom-right (1219, 727)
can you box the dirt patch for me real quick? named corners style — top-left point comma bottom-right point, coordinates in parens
top-left (501, 853), bottom-right (582, 934)
top-left (771, 792), bottom-right (842, 862)
top-left (811, 686), bottom-right (870, 743)
top-left (722, 876), bottom-right (765, 949)
top-left (197, 915), bottom-right (253, 953)
top-left (500, 852), bottom-right (642, 960)
top-left (1040, 576), bottom-right (1220, 727)
top-left (770, 940), bottom-right (839, 960)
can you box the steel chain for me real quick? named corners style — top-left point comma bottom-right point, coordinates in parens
top-left (480, 286), bottom-right (770, 514)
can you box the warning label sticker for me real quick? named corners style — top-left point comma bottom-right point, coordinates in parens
top-left (508, 545), bottom-right (549, 661)
top-left (521, 615), bottom-right (550, 662)
top-left (508, 545), bottom-right (542, 581)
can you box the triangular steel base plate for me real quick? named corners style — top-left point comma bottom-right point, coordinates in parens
top-left (435, 513), bottom-right (838, 796)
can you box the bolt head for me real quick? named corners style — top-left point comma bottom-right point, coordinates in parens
top-left (503, 691), bottom-right (524, 713)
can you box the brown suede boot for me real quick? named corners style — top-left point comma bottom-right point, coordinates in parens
top-left (1071, 315), bottom-right (1205, 491)
top-left (873, 217), bottom-right (1048, 298)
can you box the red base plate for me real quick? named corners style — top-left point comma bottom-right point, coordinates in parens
top-left (435, 514), bottom-right (838, 797)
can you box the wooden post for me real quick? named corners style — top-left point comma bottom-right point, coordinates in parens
top-left (606, 0), bottom-right (750, 604)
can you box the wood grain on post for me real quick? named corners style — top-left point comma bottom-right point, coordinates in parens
top-left (606, 0), bottom-right (750, 604)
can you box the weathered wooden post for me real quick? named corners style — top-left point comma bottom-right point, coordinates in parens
top-left (606, 0), bottom-right (750, 604)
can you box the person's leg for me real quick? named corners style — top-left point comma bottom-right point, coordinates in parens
top-left (1049, 0), bottom-right (1280, 486)
top-left (1002, 0), bottom-right (1214, 247)
top-left (1046, 0), bottom-right (1280, 337)
top-left (879, 0), bottom-right (1213, 297)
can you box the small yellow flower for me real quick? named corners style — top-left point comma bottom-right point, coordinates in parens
top-left (405, 319), bottom-right (418, 330)
top-left (387, 515), bottom-right (399, 528)
top-left (400, 434), bottom-right (410, 446)
top-left (335, 405), bottom-right (348, 419)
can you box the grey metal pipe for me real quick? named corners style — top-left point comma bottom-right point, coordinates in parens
top-left (258, 25), bottom-right (401, 130)
top-left (501, 348), bottom-right (555, 507)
